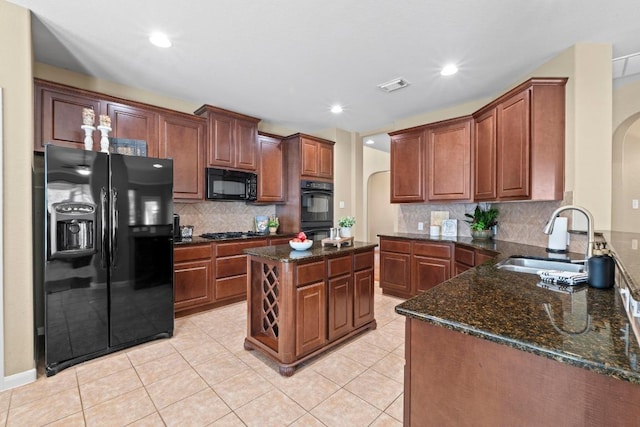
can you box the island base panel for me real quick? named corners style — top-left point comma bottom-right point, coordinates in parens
top-left (405, 318), bottom-right (640, 426)
top-left (245, 320), bottom-right (376, 376)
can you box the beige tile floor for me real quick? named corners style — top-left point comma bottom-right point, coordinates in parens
top-left (1, 285), bottom-right (406, 426)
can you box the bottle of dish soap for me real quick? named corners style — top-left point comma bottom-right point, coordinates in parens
top-left (587, 243), bottom-right (615, 289)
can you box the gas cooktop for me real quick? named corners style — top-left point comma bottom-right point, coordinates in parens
top-left (200, 231), bottom-right (265, 240)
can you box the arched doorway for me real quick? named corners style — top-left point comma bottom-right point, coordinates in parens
top-left (367, 171), bottom-right (396, 243)
top-left (612, 113), bottom-right (640, 232)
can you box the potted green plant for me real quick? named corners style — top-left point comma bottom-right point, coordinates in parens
top-left (464, 205), bottom-right (498, 240)
top-left (267, 216), bottom-right (279, 234)
top-left (338, 216), bottom-right (356, 238)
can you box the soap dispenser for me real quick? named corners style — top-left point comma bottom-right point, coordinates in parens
top-left (587, 243), bottom-right (615, 289)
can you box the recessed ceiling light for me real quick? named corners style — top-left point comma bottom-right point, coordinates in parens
top-left (149, 32), bottom-right (171, 48)
top-left (440, 64), bottom-right (458, 76)
top-left (330, 105), bottom-right (343, 114)
top-left (365, 139), bottom-right (375, 145)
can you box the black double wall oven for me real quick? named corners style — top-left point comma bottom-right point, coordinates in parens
top-left (300, 180), bottom-right (333, 241)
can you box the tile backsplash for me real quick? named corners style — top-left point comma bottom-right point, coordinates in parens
top-left (175, 202), bottom-right (276, 234)
top-left (397, 192), bottom-right (590, 255)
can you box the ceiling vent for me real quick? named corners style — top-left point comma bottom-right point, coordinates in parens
top-left (613, 52), bottom-right (640, 79)
top-left (377, 78), bottom-right (410, 93)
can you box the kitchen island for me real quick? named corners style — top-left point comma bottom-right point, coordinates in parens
top-left (394, 235), bottom-right (640, 426)
top-left (243, 241), bottom-right (378, 376)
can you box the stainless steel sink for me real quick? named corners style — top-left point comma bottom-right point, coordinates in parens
top-left (495, 256), bottom-right (585, 275)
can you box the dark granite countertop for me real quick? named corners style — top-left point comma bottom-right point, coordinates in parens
top-left (388, 234), bottom-right (640, 384)
top-left (174, 233), bottom-right (295, 246)
top-left (244, 241), bottom-right (378, 263)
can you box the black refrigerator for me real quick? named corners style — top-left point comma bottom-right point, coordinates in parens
top-left (44, 145), bottom-right (174, 376)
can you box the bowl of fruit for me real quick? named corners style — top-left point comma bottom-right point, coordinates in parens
top-left (289, 232), bottom-right (313, 250)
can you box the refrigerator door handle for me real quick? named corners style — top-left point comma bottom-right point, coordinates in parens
top-left (111, 187), bottom-right (119, 267)
top-left (101, 187), bottom-right (108, 269)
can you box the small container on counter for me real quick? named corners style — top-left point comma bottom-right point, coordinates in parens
top-left (587, 244), bottom-right (615, 289)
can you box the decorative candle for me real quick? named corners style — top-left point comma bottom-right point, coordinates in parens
top-left (99, 114), bottom-right (111, 127)
top-left (82, 108), bottom-right (95, 125)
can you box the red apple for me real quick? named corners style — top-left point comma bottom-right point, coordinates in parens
top-left (292, 237), bottom-right (301, 242)
top-left (296, 232), bottom-right (307, 241)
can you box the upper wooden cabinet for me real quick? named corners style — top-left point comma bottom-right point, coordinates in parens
top-left (389, 128), bottom-right (426, 203)
top-left (427, 117), bottom-right (473, 202)
top-left (473, 77), bottom-right (567, 202)
top-left (194, 105), bottom-right (260, 172)
top-left (474, 109), bottom-right (498, 200)
top-left (105, 102), bottom-right (159, 158)
top-left (388, 77), bottom-right (566, 204)
top-left (282, 133), bottom-right (334, 181)
top-left (158, 113), bottom-right (206, 200)
top-left (35, 80), bottom-right (103, 151)
top-left (255, 133), bottom-right (285, 203)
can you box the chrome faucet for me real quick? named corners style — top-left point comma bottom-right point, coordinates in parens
top-left (543, 205), bottom-right (595, 264)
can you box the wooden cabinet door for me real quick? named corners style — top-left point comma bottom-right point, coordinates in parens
top-left (318, 142), bottom-right (334, 179)
top-left (235, 118), bottom-right (258, 171)
top-left (174, 259), bottom-right (213, 311)
top-left (390, 129), bottom-right (426, 203)
top-left (207, 113), bottom-right (235, 168)
top-left (106, 102), bottom-right (159, 157)
top-left (413, 256), bottom-right (451, 293)
top-left (159, 114), bottom-right (205, 200)
top-left (497, 90), bottom-right (530, 199)
top-left (328, 274), bottom-right (353, 341)
top-left (380, 251), bottom-right (412, 297)
top-left (256, 134), bottom-right (285, 202)
top-left (295, 281), bottom-right (326, 357)
top-left (474, 109), bottom-right (498, 200)
top-left (301, 138), bottom-right (319, 177)
top-left (353, 268), bottom-right (374, 328)
top-left (35, 84), bottom-right (102, 151)
top-left (427, 118), bottom-right (472, 201)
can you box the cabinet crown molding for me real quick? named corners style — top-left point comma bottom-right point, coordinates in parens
top-left (194, 104), bottom-right (260, 123)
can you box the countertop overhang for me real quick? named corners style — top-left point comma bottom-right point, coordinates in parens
top-left (243, 241), bottom-right (378, 263)
top-left (383, 233), bottom-right (640, 384)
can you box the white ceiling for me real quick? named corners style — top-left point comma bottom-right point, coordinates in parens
top-left (8, 0), bottom-right (640, 143)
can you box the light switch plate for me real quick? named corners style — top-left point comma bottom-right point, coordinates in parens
top-left (633, 199), bottom-right (639, 209)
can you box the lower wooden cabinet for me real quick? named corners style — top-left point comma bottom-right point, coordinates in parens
top-left (295, 281), bottom-right (327, 357)
top-left (379, 239), bottom-right (413, 298)
top-left (354, 266), bottom-right (375, 328)
top-left (327, 274), bottom-right (353, 341)
top-left (174, 244), bottom-right (214, 312)
top-left (380, 237), bottom-right (500, 297)
top-left (174, 238), bottom-right (270, 316)
top-left (414, 256), bottom-right (450, 293)
top-left (215, 239), bottom-right (268, 303)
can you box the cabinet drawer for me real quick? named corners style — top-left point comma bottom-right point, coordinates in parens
top-left (216, 239), bottom-right (267, 257)
top-left (328, 255), bottom-right (352, 278)
top-left (174, 244), bottom-right (212, 263)
top-left (455, 246), bottom-right (475, 266)
top-left (476, 249), bottom-right (499, 265)
top-left (297, 261), bottom-right (325, 286)
top-left (354, 250), bottom-right (374, 271)
top-left (269, 236), bottom-right (291, 246)
top-left (214, 275), bottom-right (247, 300)
top-left (414, 242), bottom-right (452, 259)
top-left (380, 239), bottom-right (412, 254)
top-left (216, 255), bottom-right (247, 278)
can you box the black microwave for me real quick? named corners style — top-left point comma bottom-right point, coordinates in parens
top-left (206, 168), bottom-right (257, 201)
